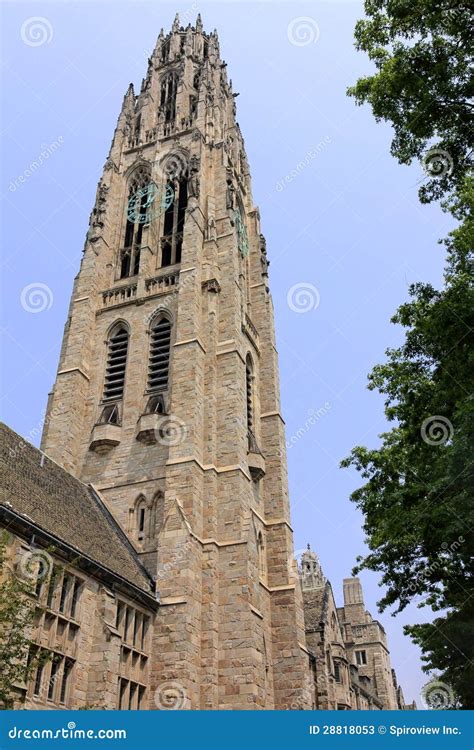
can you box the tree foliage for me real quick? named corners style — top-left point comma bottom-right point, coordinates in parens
top-left (344, 0), bottom-right (474, 709)
top-left (0, 533), bottom-right (43, 708)
top-left (342, 181), bottom-right (474, 707)
top-left (348, 0), bottom-right (473, 203)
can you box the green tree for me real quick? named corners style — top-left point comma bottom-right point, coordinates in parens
top-left (344, 0), bottom-right (474, 708)
top-left (341, 186), bottom-right (474, 705)
top-left (0, 533), bottom-right (46, 708)
top-left (348, 0), bottom-right (473, 204)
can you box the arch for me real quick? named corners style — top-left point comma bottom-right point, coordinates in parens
top-left (102, 322), bottom-right (129, 402)
top-left (147, 315), bottom-right (172, 392)
top-left (159, 149), bottom-right (190, 181)
top-left (161, 37), bottom-right (170, 64)
top-left (135, 495), bottom-right (148, 542)
top-left (153, 491), bottom-right (165, 536)
top-left (160, 71), bottom-right (178, 123)
top-left (120, 164), bottom-right (152, 278)
top-left (160, 174), bottom-right (187, 267)
top-left (147, 306), bottom-right (172, 332)
top-left (105, 318), bottom-right (130, 339)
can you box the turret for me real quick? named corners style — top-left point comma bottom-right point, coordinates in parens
top-left (300, 544), bottom-right (326, 590)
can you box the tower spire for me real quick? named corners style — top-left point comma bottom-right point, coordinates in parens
top-left (41, 15), bottom-right (314, 711)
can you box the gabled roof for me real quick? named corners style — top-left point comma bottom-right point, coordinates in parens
top-left (0, 423), bottom-right (155, 599)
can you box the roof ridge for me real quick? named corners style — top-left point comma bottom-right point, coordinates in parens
top-left (0, 421), bottom-right (155, 596)
top-left (88, 484), bottom-right (156, 591)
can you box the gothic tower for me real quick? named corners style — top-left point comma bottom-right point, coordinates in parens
top-left (41, 15), bottom-right (314, 709)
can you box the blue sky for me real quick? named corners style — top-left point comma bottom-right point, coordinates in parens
top-left (1, 0), bottom-right (454, 705)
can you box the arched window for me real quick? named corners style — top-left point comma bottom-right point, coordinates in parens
top-left (153, 491), bottom-right (165, 536)
top-left (160, 72), bottom-right (178, 123)
top-left (161, 38), bottom-right (170, 64)
top-left (161, 177), bottom-right (187, 266)
top-left (135, 496), bottom-right (147, 542)
top-left (246, 354), bottom-right (254, 435)
top-left (103, 324), bottom-right (129, 401)
top-left (148, 316), bottom-right (171, 391)
top-left (121, 166), bottom-right (151, 278)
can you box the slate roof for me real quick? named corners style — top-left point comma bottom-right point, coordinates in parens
top-left (0, 422), bottom-right (155, 597)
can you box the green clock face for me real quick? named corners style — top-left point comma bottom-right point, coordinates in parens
top-left (235, 209), bottom-right (249, 257)
top-left (127, 182), bottom-right (174, 224)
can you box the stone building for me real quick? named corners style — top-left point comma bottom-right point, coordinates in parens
top-left (300, 546), bottom-right (415, 710)
top-left (1, 423), bottom-right (158, 710)
top-left (0, 15), bottom-right (413, 710)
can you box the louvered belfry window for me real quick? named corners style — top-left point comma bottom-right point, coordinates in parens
top-left (148, 317), bottom-right (171, 391)
top-left (103, 325), bottom-right (129, 400)
top-left (246, 355), bottom-right (254, 432)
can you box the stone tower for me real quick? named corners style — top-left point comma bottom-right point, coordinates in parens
top-left (338, 578), bottom-right (399, 709)
top-left (41, 15), bottom-right (314, 709)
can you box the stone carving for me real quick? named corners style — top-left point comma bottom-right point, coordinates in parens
top-left (104, 157), bottom-right (119, 173)
top-left (206, 216), bottom-right (217, 242)
top-left (201, 278), bottom-right (220, 294)
top-left (188, 155), bottom-right (200, 198)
